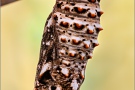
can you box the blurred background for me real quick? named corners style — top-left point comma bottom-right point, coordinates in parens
top-left (1, 0), bottom-right (134, 90)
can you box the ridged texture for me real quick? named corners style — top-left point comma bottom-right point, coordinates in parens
top-left (34, 0), bottom-right (103, 90)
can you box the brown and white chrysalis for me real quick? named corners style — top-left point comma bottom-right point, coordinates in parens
top-left (34, 0), bottom-right (103, 90)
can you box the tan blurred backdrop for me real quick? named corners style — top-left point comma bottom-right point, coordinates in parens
top-left (1, 0), bottom-right (134, 90)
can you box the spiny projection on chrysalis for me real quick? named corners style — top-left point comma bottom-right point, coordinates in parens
top-left (34, 0), bottom-right (103, 90)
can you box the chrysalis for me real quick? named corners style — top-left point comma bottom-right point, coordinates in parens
top-left (34, 0), bottom-right (103, 90)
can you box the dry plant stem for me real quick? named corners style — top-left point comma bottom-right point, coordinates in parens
top-left (1, 0), bottom-right (18, 6)
top-left (34, 0), bottom-right (103, 90)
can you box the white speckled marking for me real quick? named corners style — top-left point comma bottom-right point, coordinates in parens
top-left (71, 36), bottom-right (81, 41)
top-left (60, 49), bottom-right (66, 55)
top-left (84, 40), bottom-right (90, 45)
top-left (71, 79), bottom-right (79, 90)
top-left (42, 50), bottom-right (46, 56)
top-left (56, 85), bottom-right (62, 90)
top-left (40, 62), bottom-right (51, 77)
top-left (92, 39), bottom-right (98, 45)
top-left (46, 41), bottom-right (51, 45)
top-left (81, 70), bottom-right (85, 79)
top-left (87, 25), bottom-right (94, 30)
top-left (42, 42), bottom-right (45, 45)
top-left (60, 35), bottom-right (68, 41)
top-left (94, 23), bottom-right (102, 29)
top-left (62, 60), bottom-right (70, 65)
top-left (69, 50), bottom-right (76, 55)
top-left (61, 67), bottom-right (69, 77)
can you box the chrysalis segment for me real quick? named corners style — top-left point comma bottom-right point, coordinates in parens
top-left (34, 0), bottom-right (103, 90)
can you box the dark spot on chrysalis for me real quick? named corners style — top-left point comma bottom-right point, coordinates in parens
top-left (51, 86), bottom-right (56, 90)
top-left (39, 70), bottom-right (52, 84)
top-left (79, 73), bottom-right (83, 79)
top-left (81, 35), bottom-right (84, 37)
top-left (74, 7), bottom-right (87, 13)
top-left (77, 49), bottom-right (80, 51)
top-left (96, 28), bottom-right (100, 33)
top-left (67, 63), bottom-right (71, 67)
top-left (74, 23), bottom-right (84, 30)
top-left (66, 52), bottom-right (68, 55)
top-left (82, 39), bottom-right (86, 41)
top-left (81, 65), bottom-right (84, 68)
top-left (68, 73), bottom-right (72, 78)
top-left (97, 12), bottom-right (101, 17)
top-left (68, 78), bottom-right (72, 82)
top-left (77, 78), bottom-right (80, 83)
top-left (71, 17), bottom-right (74, 20)
top-left (57, 2), bottom-right (63, 8)
top-left (91, 36), bottom-right (95, 39)
top-left (60, 21), bottom-right (69, 28)
top-left (46, 48), bottom-right (53, 62)
top-left (70, 2), bottom-right (75, 6)
top-left (87, 8), bottom-right (90, 10)
top-left (96, 27), bottom-right (103, 32)
top-left (69, 33), bottom-right (72, 35)
top-left (93, 43), bottom-right (97, 47)
top-left (64, 6), bottom-right (70, 11)
top-left (87, 55), bottom-right (92, 59)
top-left (53, 14), bottom-right (58, 20)
top-left (88, 0), bottom-right (96, 3)
top-left (43, 70), bottom-right (52, 79)
top-left (75, 65), bottom-right (78, 68)
top-left (86, 24), bottom-right (89, 26)
top-left (90, 40), bottom-right (92, 43)
top-left (65, 15), bottom-right (68, 17)
top-left (97, 0), bottom-right (100, 2)
top-left (57, 66), bottom-right (61, 71)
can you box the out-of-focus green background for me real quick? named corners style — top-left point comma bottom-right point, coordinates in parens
top-left (1, 0), bottom-right (134, 90)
